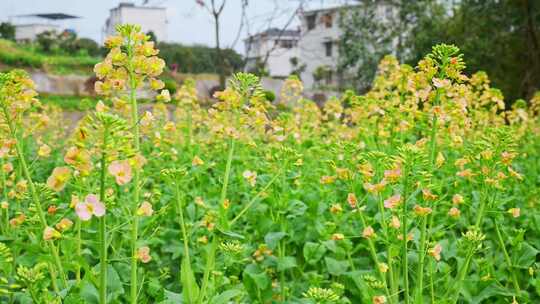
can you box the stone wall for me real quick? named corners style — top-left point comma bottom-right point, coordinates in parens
top-left (29, 71), bottom-right (340, 103)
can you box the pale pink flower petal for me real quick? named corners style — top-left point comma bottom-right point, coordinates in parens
top-left (75, 202), bottom-right (92, 221)
top-left (93, 201), bottom-right (106, 217)
top-left (86, 194), bottom-right (106, 217)
top-left (85, 194), bottom-right (99, 205)
top-left (108, 160), bottom-right (133, 185)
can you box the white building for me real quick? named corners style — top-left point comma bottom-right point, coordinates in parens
top-left (245, 4), bottom-right (396, 90)
top-left (298, 4), bottom-right (397, 89)
top-left (297, 6), bottom-right (343, 89)
top-left (244, 28), bottom-right (300, 78)
top-left (15, 24), bottom-right (58, 41)
top-left (104, 2), bottom-right (167, 42)
top-left (11, 13), bottom-right (80, 42)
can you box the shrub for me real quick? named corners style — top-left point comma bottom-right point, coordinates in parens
top-left (264, 90), bottom-right (276, 102)
top-left (0, 22), bottom-right (15, 41)
top-left (162, 78), bottom-right (178, 95)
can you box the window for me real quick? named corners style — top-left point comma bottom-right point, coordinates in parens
top-left (324, 41), bottom-right (333, 57)
top-left (307, 14), bottom-right (316, 30)
top-left (385, 6), bottom-right (393, 19)
top-left (325, 70), bottom-right (333, 85)
top-left (322, 13), bottom-right (333, 28)
top-left (279, 39), bottom-right (295, 49)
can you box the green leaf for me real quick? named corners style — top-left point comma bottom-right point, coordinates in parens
top-left (106, 264), bottom-right (124, 300)
top-left (277, 256), bottom-right (297, 271)
top-left (243, 263), bottom-right (272, 301)
top-left (216, 228), bottom-right (245, 240)
top-left (80, 280), bottom-right (99, 304)
top-left (512, 242), bottom-right (538, 268)
top-left (469, 283), bottom-right (515, 304)
top-left (325, 257), bottom-right (348, 276)
top-left (264, 232), bottom-right (287, 250)
top-left (209, 289), bottom-right (243, 304)
top-left (303, 242), bottom-right (327, 265)
top-left (159, 290), bottom-right (182, 304)
top-left (181, 257), bottom-right (200, 303)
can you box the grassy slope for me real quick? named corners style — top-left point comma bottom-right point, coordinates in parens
top-left (40, 94), bottom-right (155, 111)
top-left (0, 39), bottom-right (100, 75)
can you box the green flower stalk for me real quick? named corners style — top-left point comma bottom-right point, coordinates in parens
top-left (96, 24), bottom-right (167, 304)
top-left (98, 123), bottom-right (109, 304)
top-left (128, 61), bottom-right (141, 304)
top-left (0, 70), bottom-right (67, 291)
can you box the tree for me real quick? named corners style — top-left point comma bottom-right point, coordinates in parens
top-left (411, 0), bottom-right (540, 101)
top-left (0, 22), bottom-right (15, 41)
top-left (339, 0), bottom-right (441, 92)
top-left (339, 1), bottom-right (397, 91)
top-left (340, 0), bottom-right (540, 101)
top-left (195, 0), bottom-right (229, 89)
top-left (146, 31), bottom-right (158, 43)
top-left (157, 42), bottom-right (243, 74)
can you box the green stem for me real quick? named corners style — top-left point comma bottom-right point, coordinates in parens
top-left (127, 45), bottom-right (141, 304)
top-left (28, 287), bottom-right (40, 304)
top-left (415, 216), bottom-right (428, 304)
top-left (429, 260), bottom-right (435, 303)
top-left (98, 125), bottom-right (109, 304)
top-left (76, 219), bottom-right (82, 283)
top-left (175, 184), bottom-right (190, 267)
top-left (0, 157), bottom-right (8, 235)
top-left (416, 93), bottom-right (440, 304)
top-left (377, 195), bottom-right (397, 304)
top-left (230, 170), bottom-right (282, 227)
top-left (447, 190), bottom-right (491, 303)
top-left (185, 107), bottom-right (193, 149)
top-left (199, 132), bottom-right (236, 302)
top-left (198, 237), bottom-right (217, 304)
top-left (219, 136), bottom-right (235, 230)
top-left (278, 240), bottom-right (286, 301)
top-left (401, 166), bottom-right (410, 304)
top-left (492, 218), bottom-right (520, 293)
top-left (175, 182), bottom-right (197, 302)
top-left (1, 106), bottom-right (67, 289)
top-left (358, 212), bottom-right (391, 300)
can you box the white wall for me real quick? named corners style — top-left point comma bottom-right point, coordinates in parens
top-left (245, 34), bottom-right (299, 78)
top-left (105, 6), bottom-right (167, 42)
top-left (266, 46), bottom-right (299, 77)
top-left (15, 24), bottom-right (59, 41)
top-left (298, 10), bottom-right (342, 89)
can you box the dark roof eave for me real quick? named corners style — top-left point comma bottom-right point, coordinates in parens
top-left (16, 13), bottom-right (81, 20)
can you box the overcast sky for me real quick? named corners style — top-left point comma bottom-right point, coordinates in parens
top-left (0, 0), bottom-right (353, 53)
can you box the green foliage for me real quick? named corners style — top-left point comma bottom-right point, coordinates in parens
top-left (162, 78), bottom-right (178, 95)
top-left (407, 0), bottom-right (540, 102)
top-left (2, 32), bottom-right (540, 304)
top-left (263, 90), bottom-right (276, 102)
top-left (340, 0), bottom-right (540, 102)
top-left (157, 42), bottom-right (243, 74)
top-left (0, 22), bottom-right (15, 41)
top-left (36, 30), bottom-right (102, 57)
top-left (0, 39), bottom-right (100, 74)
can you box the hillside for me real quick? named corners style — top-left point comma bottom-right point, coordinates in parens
top-left (0, 39), bottom-right (100, 75)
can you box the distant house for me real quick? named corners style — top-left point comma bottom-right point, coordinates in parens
top-left (244, 28), bottom-right (300, 78)
top-left (12, 13), bottom-right (80, 42)
top-left (298, 4), bottom-right (396, 89)
top-left (245, 4), bottom-right (396, 90)
top-left (104, 2), bottom-right (167, 42)
top-left (297, 6), bottom-right (343, 89)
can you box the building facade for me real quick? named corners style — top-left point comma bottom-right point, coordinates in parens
top-left (297, 6), bottom-right (343, 89)
top-left (244, 28), bottom-right (300, 78)
top-left (11, 13), bottom-right (80, 42)
top-left (104, 2), bottom-right (167, 42)
top-left (245, 4), bottom-right (396, 90)
top-left (15, 24), bottom-right (59, 41)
